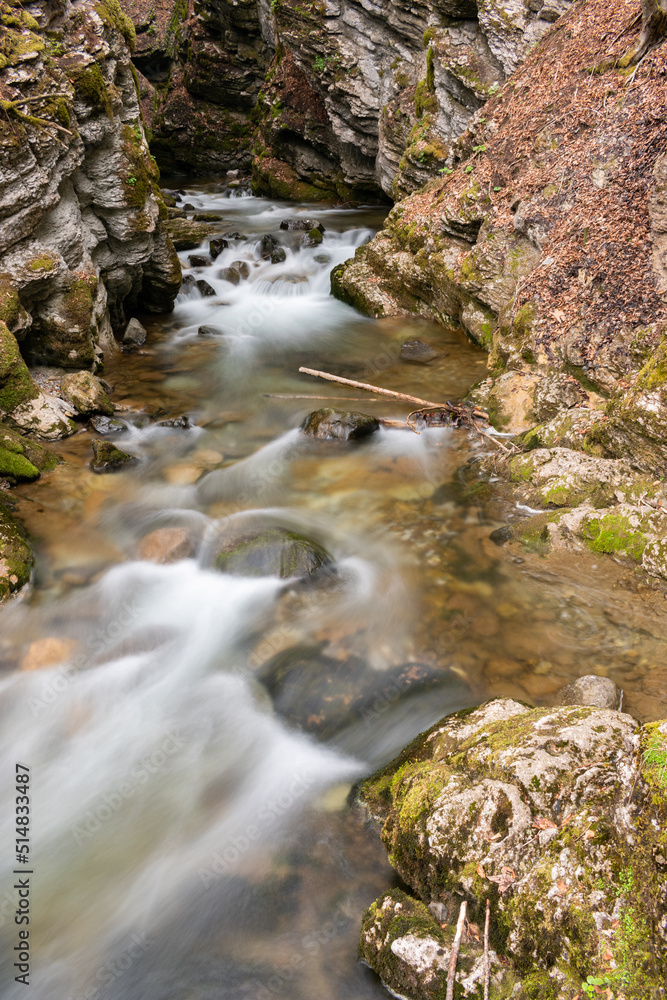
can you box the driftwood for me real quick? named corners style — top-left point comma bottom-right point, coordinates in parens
top-left (446, 900), bottom-right (467, 1000)
top-left (297, 365), bottom-right (515, 451)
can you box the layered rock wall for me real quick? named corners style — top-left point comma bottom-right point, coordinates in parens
top-left (0, 0), bottom-right (180, 438)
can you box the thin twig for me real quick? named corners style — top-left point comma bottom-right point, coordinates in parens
top-left (298, 366), bottom-right (442, 408)
top-left (483, 899), bottom-right (490, 1000)
top-left (446, 900), bottom-right (467, 1000)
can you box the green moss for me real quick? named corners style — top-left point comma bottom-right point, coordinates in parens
top-left (414, 79), bottom-right (437, 117)
top-left (0, 446), bottom-right (39, 481)
top-left (94, 0), bottom-right (136, 49)
top-left (0, 500), bottom-right (33, 601)
top-left (0, 321), bottom-right (39, 414)
top-left (121, 121), bottom-right (158, 209)
top-left (581, 512), bottom-right (647, 562)
top-left (0, 5), bottom-right (44, 70)
top-left (0, 275), bottom-right (20, 330)
top-left (70, 63), bottom-right (113, 119)
top-left (634, 338), bottom-right (667, 391)
top-left (423, 26), bottom-right (435, 47)
top-left (426, 45), bottom-right (435, 91)
top-left (27, 253), bottom-right (59, 273)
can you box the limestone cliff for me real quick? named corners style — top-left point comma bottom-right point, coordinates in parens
top-left (121, 0), bottom-right (570, 199)
top-left (0, 0), bottom-right (180, 439)
top-left (332, 0), bottom-right (667, 476)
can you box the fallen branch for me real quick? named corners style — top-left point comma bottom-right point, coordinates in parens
top-left (262, 393), bottom-right (381, 401)
top-left (483, 899), bottom-right (490, 1000)
top-left (446, 900), bottom-right (467, 1000)
top-left (298, 366), bottom-right (442, 408)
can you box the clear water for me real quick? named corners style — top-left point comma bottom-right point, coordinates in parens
top-left (1, 183), bottom-right (666, 1000)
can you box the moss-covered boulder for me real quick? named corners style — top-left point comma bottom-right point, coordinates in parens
top-left (0, 421), bottom-right (58, 482)
top-left (60, 371), bottom-right (114, 417)
top-left (90, 439), bottom-right (137, 473)
top-left (164, 218), bottom-right (216, 251)
top-left (359, 699), bottom-right (667, 998)
top-left (214, 527), bottom-right (332, 580)
top-left (301, 408), bottom-right (380, 442)
top-left (0, 500), bottom-right (33, 602)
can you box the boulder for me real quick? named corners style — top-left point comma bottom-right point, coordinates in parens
top-left (60, 372), bottom-right (114, 417)
top-left (195, 279), bottom-right (216, 297)
top-left (165, 219), bottom-right (216, 251)
top-left (90, 439), bottom-right (137, 473)
top-left (192, 213), bottom-right (223, 222)
top-left (280, 219), bottom-right (325, 233)
top-left (0, 422), bottom-right (57, 482)
top-left (209, 238), bottom-right (229, 259)
top-left (122, 318), bottom-right (147, 348)
top-left (271, 248), bottom-right (287, 264)
top-left (89, 414), bottom-right (126, 435)
top-left (359, 699), bottom-right (667, 997)
top-left (298, 228), bottom-right (324, 248)
top-left (215, 527), bottom-right (332, 579)
top-left (218, 261), bottom-right (250, 284)
top-left (257, 234), bottom-right (281, 257)
top-left (555, 674), bottom-right (623, 710)
top-left (222, 232), bottom-right (247, 241)
top-left (188, 254), bottom-right (213, 268)
top-left (400, 340), bottom-right (439, 363)
top-left (301, 408), bottom-right (379, 441)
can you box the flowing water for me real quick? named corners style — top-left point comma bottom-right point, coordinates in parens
top-left (2, 183), bottom-right (667, 1000)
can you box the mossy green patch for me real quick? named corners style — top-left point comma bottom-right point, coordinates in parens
top-left (0, 499), bottom-right (33, 600)
top-left (580, 512), bottom-right (647, 562)
top-left (70, 63), bottom-right (113, 118)
top-left (0, 321), bottom-right (39, 414)
top-left (94, 0), bottom-right (135, 49)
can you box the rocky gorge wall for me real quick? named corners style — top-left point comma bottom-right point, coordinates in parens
top-left (0, 0), bottom-right (182, 596)
top-left (121, 0), bottom-right (573, 199)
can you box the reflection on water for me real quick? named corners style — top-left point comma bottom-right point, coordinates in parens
top-left (1, 183), bottom-right (666, 1000)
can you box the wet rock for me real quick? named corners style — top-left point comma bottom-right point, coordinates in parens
top-left (156, 414), bottom-right (194, 428)
top-left (182, 203), bottom-right (195, 212)
top-left (167, 207), bottom-right (187, 219)
top-left (218, 261), bottom-right (250, 284)
top-left (0, 322), bottom-right (74, 440)
top-left (196, 279), bottom-right (216, 297)
top-left (313, 253), bottom-right (331, 264)
top-left (21, 637), bottom-right (77, 672)
top-left (193, 213), bottom-right (223, 222)
top-left (138, 527), bottom-right (193, 564)
top-left (122, 318), bottom-right (147, 348)
top-left (298, 228), bottom-right (324, 248)
top-left (89, 415), bottom-right (126, 435)
top-left (400, 339), bottom-right (439, 363)
top-left (215, 527), bottom-right (332, 580)
top-left (165, 219), bottom-right (216, 251)
top-left (270, 248), bottom-right (287, 264)
top-left (90, 440), bottom-right (137, 473)
top-left (301, 408), bottom-right (379, 441)
top-left (257, 234), bottom-right (281, 258)
top-left (209, 238), bottom-right (229, 259)
top-left (258, 650), bottom-right (468, 741)
top-left (60, 372), bottom-right (114, 418)
top-left (188, 254), bottom-right (213, 268)
top-left (0, 423), bottom-right (57, 482)
top-left (197, 325), bottom-right (224, 337)
top-left (555, 675), bottom-right (623, 710)
top-left (0, 500), bottom-right (33, 602)
top-left (360, 699), bottom-right (667, 996)
top-left (222, 232), bottom-right (247, 242)
top-left (280, 219), bottom-right (326, 233)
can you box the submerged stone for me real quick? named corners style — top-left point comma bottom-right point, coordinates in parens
top-left (90, 439), bottom-right (137, 473)
top-left (197, 325), bottom-right (224, 337)
top-left (301, 408), bottom-right (380, 441)
top-left (218, 261), bottom-right (250, 284)
top-left (555, 674), bottom-right (622, 710)
top-left (215, 527), bottom-right (332, 579)
top-left (400, 339), bottom-right (439, 363)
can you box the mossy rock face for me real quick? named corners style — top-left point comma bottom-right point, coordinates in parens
top-left (301, 408), bottom-right (380, 442)
top-left (0, 320), bottom-right (39, 414)
top-left (0, 500), bottom-right (33, 601)
top-left (0, 415), bottom-right (59, 479)
top-left (214, 527), bottom-right (333, 580)
top-left (0, 445), bottom-right (39, 481)
top-left (90, 439), bottom-right (137, 473)
top-left (359, 699), bottom-right (667, 995)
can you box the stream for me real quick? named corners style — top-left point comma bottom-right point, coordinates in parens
top-left (1, 183), bottom-right (667, 1000)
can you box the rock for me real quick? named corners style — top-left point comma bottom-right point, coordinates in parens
top-left (0, 500), bottom-right (33, 602)
top-left (360, 699), bottom-right (667, 996)
top-left (89, 415), bottom-right (126, 435)
top-left (156, 414), bottom-right (194, 428)
top-left (257, 234), bottom-right (281, 257)
top-left (298, 228), bottom-right (324, 248)
top-left (0, 422), bottom-right (57, 482)
top-left (165, 219), bottom-right (216, 251)
top-left (122, 318), bottom-right (147, 348)
top-left (192, 213), bottom-right (223, 222)
top-left (195, 279), bottom-right (216, 297)
top-left (400, 340), bottom-right (439, 363)
top-left (138, 528), bottom-right (193, 564)
top-left (21, 637), bottom-right (77, 672)
top-left (0, 445), bottom-right (39, 482)
top-left (270, 248), bottom-right (287, 264)
top-left (258, 650), bottom-right (470, 741)
top-left (218, 261), bottom-right (250, 284)
top-left (188, 254), bottom-right (213, 268)
top-left (215, 527), bottom-right (332, 579)
top-left (90, 440), bottom-right (137, 473)
top-left (313, 253), bottom-right (331, 264)
top-left (209, 238), bottom-right (229, 259)
top-left (280, 219), bottom-right (325, 233)
top-left (555, 675), bottom-right (623, 711)
top-left (301, 408), bottom-right (380, 441)
top-left (0, 322), bottom-right (74, 440)
top-left (222, 232), bottom-right (247, 242)
top-left (197, 325), bottom-right (224, 337)
top-left (60, 372), bottom-right (114, 418)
